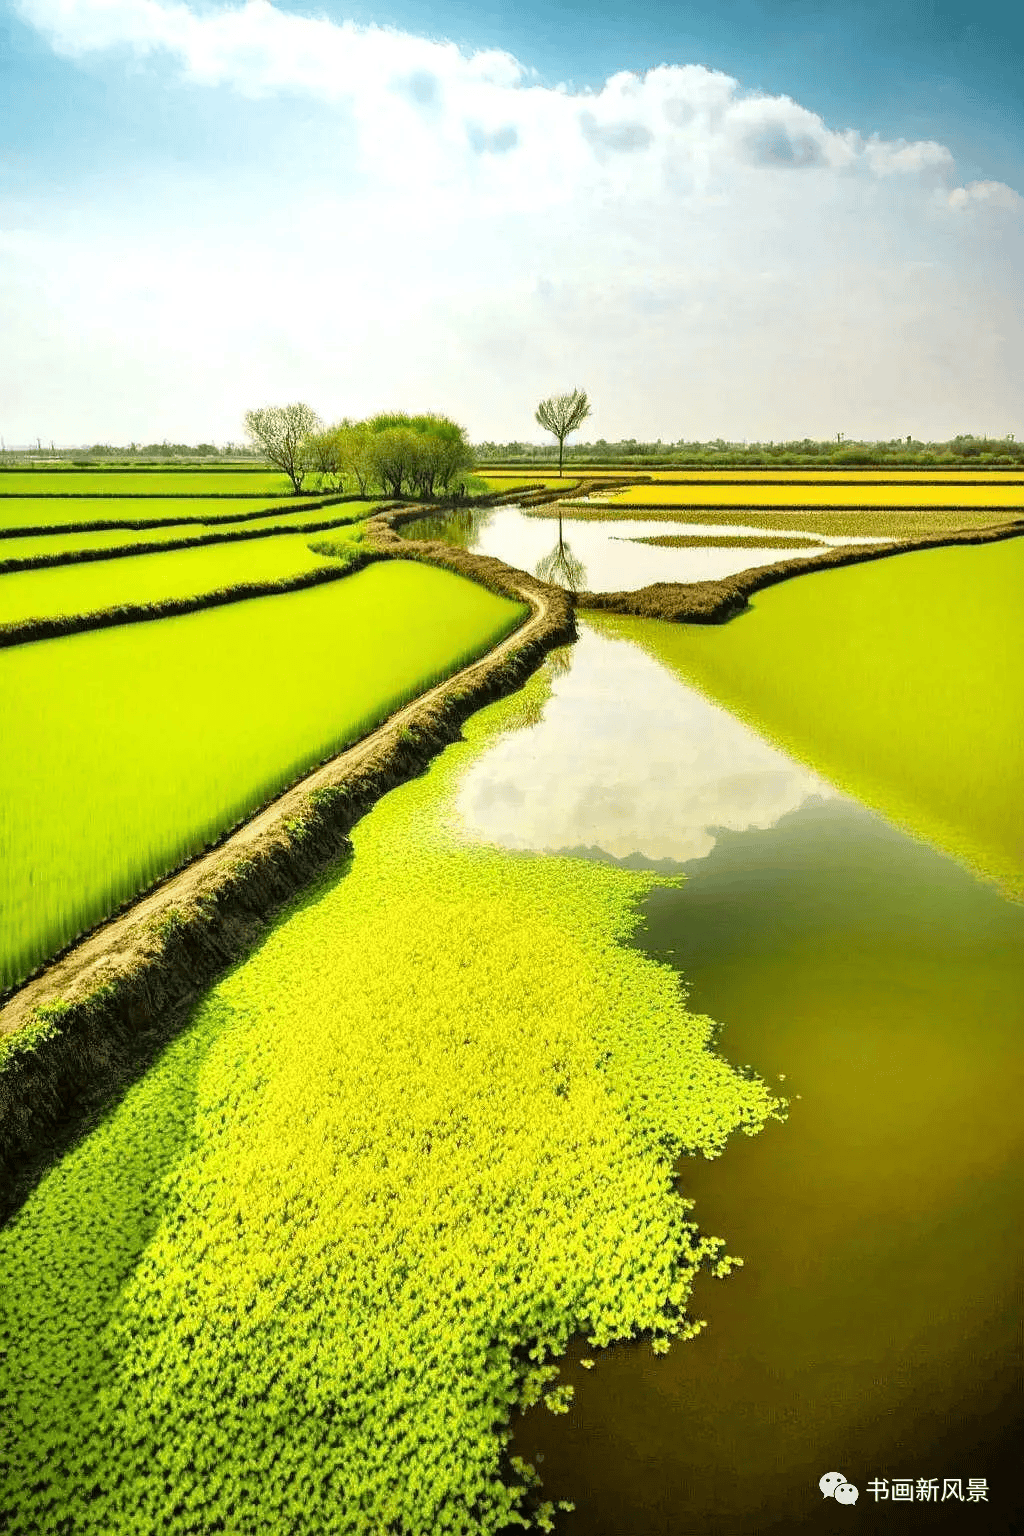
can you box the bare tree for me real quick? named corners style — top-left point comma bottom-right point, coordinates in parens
top-left (534, 504), bottom-right (587, 593)
top-left (534, 388), bottom-right (592, 476)
top-left (243, 403), bottom-right (323, 493)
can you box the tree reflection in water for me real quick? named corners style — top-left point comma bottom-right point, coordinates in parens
top-left (535, 509), bottom-right (588, 593)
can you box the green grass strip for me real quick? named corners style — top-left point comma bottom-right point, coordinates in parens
top-left (589, 537), bottom-right (1024, 897)
top-left (0, 561), bottom-right (525, 991)
top-left (0, 652), bottom-right (781, 1533)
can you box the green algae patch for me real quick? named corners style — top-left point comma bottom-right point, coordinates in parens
top-left (0, 657), bottom-right (781, 1535)
top-left (589, 538), bottom-right (1024, 897)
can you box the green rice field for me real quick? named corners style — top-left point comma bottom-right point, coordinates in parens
top-left (0, 496), bottom-right (336, 534)
top-left (0, 658), bottom-right (780, 1533)
top-left (0, 471), bottom-right (297, 497)
top-left (593, 536), bottom-right (1024, 897)
top-left (0, 561), bottom-right (526, 991)
top-left (478, 475), bottom-right (578, 492)
top-left (0, 531), bottom-right (367, 628)
top-left (0, 505), bottom-right (375, 565)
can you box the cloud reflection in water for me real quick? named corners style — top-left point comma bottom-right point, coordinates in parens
top-left (455, 621), bottom-right (839, 865)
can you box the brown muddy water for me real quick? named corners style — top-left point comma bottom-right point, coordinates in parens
top-left (400, 506), bottom-right (890, 591)
top-left (458, 621), bottom-right (1024, 1536)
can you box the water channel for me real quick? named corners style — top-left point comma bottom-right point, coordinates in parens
top-left (454, 618), bottom-right (1024, 1535)
top-left (401, 505), bottom-right (891, 591)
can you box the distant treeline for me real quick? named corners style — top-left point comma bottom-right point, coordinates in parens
top-left (474, 434), bottom-right (1023, 468)
top-left (4, 431), bottom-right (1021, 470)
top-left (0, 444), bottom-right (261, 465)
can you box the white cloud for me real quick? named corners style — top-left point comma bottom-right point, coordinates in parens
top-left (947, 179), bottom-right (1024, 213)
top-left (12, 0), bottom-right (981, 201)
top-left (6, 0), bottom-right (1024, 442)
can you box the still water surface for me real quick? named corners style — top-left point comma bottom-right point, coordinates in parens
top-left (401, 506), bottom-right (889, 591)
top-left (460, 621), bottom-right (1024, 1535)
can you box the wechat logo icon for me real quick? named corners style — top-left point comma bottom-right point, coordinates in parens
top-left (820, 1472), bottom-right (859, 1506)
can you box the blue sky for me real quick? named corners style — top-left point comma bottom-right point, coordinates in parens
top-left (1, 0), bottom-right (1021, 443)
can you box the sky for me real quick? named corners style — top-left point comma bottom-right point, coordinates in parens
top-left (1, 0), bottom-right (1022, 445)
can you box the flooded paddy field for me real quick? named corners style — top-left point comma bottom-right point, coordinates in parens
top-left (399, 505), bottom-right (888, 591)
top-left (457, 618), bottom-right (1023, 1534)
top-left (1, 500), bottom-right (1020, 1533)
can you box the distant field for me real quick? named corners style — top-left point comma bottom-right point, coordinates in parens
top-left (596, 483), bottom-right (1024, 508)
top-left (0, 533), bottom-right (365, 628)
top-left (0, 471), bottom-right (298, 497)
top-left (0, 496), bottom-right (335, 534)
top-left (526, 505), bottom-right (1022, 539)
top-left (482, 466), bottom-right (1024, 482)
top-left (0, 505), bottom-right (376, 564)
top-left (0, 561), bottom-right (527, 991)
top-left (478, 475), bottom-right (578, 492)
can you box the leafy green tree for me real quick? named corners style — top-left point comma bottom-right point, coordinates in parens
top-left (368, 425), bottom-right (420, 498)
top-left (366, 412), bottom-right (474, 499)
top-left (534, 389), bottom-right (592, 476)
top-left (332, 420), bottom-right (376, 495)
top-left (306, 426), bottom-right (345, 492)
top-left (243, 403), bottom-right (323, 493)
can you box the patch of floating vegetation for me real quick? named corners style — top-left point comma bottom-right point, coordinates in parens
top-left (0, 652), bottom-right (782, 1534)
top-left (621, 532), bottom-right (823, 549)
